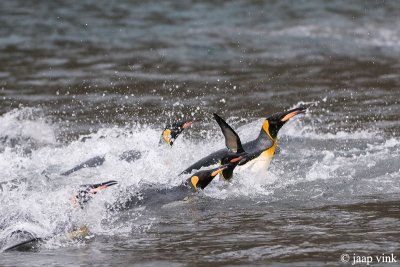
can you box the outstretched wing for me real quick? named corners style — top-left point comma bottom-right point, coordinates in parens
top-left (213, 114), bottom-right (244, 153)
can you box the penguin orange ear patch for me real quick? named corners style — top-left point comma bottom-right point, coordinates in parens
top-left (191, 176), bottom-right (199, 191)
top-left (162, 129), bottom-right (172, 144)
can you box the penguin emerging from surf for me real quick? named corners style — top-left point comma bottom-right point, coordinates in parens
top-left (181, 106), bottom-right (309, 175)
top-left (59, 119), bottom-right (193, 176)
top-left (70, 180), bottom-right (118, 209)
top-left (1, 229), bottom-right (42, 252)
top-left (160, 120), bottom-right (193, 146)
top-left (108, 164), bottom-right (236, 211)
top-left (1, 180), bottom-right (118, 252)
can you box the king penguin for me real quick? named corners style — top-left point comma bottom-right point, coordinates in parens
top-left (181, 106), bottom-right (308, 175)
top-left (161, 120), bottom-right (193, 146)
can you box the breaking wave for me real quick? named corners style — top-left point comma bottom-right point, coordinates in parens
top-left (0, 106), bottom-right (399, 251)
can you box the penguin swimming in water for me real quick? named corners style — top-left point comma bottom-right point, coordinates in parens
top-left (1, 180), bottom-right (118, 252)
top-left (181, 106), bottom-right (308, 175)
top-left (1, 229), bottom-right (43, 252)
top-left (161, 120), bottom-right (193, 146)
top-left (59, 119), bottom-right (193, 176)
top-left (70, 180), bottom-right (118, 208)
top-left (109, 165), bottom-right (230, 211)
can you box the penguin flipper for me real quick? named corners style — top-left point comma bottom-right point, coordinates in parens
top-left (61, 155), bottom-right (105, 176)
top-left (213, 114), bottom-right (244, 153)
top-left (180, 149), bottom-right (227, 175)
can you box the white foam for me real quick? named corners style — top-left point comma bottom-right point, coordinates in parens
top-left (0, 107), bottom-right (399, 251)
top-left (0, 107), bottom-right (56, 145)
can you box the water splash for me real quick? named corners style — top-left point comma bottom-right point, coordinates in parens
top-left (0, 107), bottom-right (399, 251)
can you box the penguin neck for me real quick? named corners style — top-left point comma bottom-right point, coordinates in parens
top-left (258, 120), bottom-right (277, 145)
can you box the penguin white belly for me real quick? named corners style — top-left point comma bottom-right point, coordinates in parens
top-left (235, 142), bottom-right (277, 174)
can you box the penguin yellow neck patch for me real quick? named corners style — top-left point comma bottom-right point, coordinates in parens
top-left (262, 120), bottom-right (274, 141)
top-left (265, 140), bottom-right (278, 157)
top-left (191, 175), bottom-right (199, 191)
top-left (162, 129), bottom-right (172, 144)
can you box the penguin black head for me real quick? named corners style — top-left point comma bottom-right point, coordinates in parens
top-left (187, 166), bottom-right (227, 191)
top-left (71, 180), bottom-right (118, 208)
top-left (220, 152), bottom-right (247, 181)
top-left (161, 120), bottom-right (193, 146)
top-left (262, 106), bottom-right (309, 139)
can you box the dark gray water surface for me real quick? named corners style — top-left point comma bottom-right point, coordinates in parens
top-left (1, 0), bottom-right (400, 266)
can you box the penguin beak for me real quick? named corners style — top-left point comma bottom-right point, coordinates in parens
top-left (280, 106), bottom-right (308, 122)
top-left (89, 180), bottom-right (118, 194)
top-left (71, 180), bottom-right (118, 208)
top-left (211, 166), bottom-right (227, 177)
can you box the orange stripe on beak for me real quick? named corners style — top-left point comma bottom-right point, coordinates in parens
top-left (90, 185), bottom-right (108, 194)
top-left (281, 111), bottom-right (299, 122)
top-left (182, 121), bottom-right (193, 129)
top-left (230, 156), bottom-right (243, 163)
